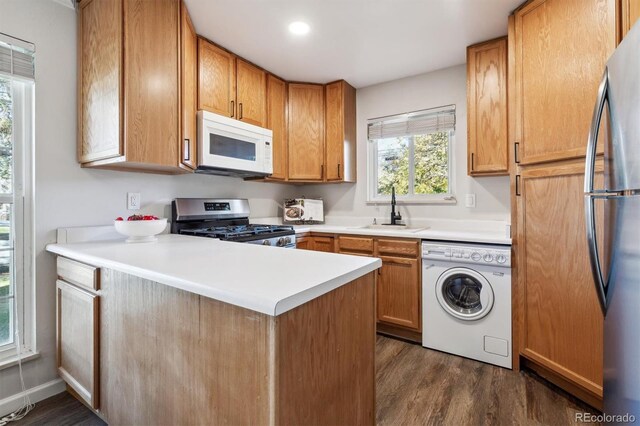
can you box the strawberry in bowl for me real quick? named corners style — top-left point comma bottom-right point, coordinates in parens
top-left (114, 214), bottom-right (167, 243)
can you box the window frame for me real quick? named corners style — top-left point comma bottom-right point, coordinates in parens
top-left (0, 77), bottom-right (35, 366)
top-left (366, 129), bottom-right (457, 204)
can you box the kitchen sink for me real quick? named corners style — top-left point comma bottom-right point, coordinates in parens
top-left (350, 224), bottom-right (428, 232)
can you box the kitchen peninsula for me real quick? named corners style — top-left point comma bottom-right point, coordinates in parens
top-left (46, 234), bottom-right (381, 425)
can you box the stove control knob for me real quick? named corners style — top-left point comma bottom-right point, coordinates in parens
top-left (284, 237), bottom-right (292, 245)
top-left (496, 254), bottom-right (507, 264)
top-left (483, 253), bottom-right (494, 262)
top-left (471, 252), bottom-right (481, 262)
top-left (262, 240), bottom-right (271, 246)
top-left (276, 238), bottom-right (285, 247)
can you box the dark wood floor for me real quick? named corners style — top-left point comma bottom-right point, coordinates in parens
top-left (14, 335), bottom-right (598, 426)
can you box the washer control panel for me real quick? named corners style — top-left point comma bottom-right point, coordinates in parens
top-left (422, 242), bottom-right (511, 267)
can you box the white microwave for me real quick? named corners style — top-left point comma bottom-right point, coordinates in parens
top-left (197, 110), bottom-right (273, 177)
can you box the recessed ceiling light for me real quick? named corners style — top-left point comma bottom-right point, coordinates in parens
top-left (288, 21), bottom-right (310, 35)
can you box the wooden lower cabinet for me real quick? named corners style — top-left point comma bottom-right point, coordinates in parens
top-left (56, 279), bottom-right (100, 410)
top-left (515, 160), bottom-right (604, 407)
top-left (306, 233), bottom-right (421, 341)
top-left (376, 256), bottom-right (420, 332)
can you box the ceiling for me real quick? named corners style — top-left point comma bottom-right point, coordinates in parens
top-left (185, 0), bottom-right (522, 89)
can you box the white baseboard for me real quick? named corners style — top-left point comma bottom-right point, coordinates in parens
top-left (0, 378), bottom-right (66, 418)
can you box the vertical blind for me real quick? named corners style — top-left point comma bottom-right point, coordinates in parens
top-left (368, 105), bottom-right (456, 140)
top-left (0, 33), bottom-right (35, 81)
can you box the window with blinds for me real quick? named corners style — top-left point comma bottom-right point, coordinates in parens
top-left (0, 32), bottom-right (34, 361)
top-left (367, 105), bottom-right (456, 203)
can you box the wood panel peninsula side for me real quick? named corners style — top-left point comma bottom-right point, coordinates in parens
top-left (47, 235), bottom-right (380, 425)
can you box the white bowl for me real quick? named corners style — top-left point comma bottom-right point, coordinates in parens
top-left (114, 218), bottom-right (168, 243)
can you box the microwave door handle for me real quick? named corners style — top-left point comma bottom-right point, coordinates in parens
top-left (584, 68), bottom-right (609, 314)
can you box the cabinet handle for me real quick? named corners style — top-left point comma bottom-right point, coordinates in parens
top-left (183, 138), bottom-right (190, 162)
top-left (471, 153), bottom-right (475, 171)
top-left (337, 163), bottom-right (341, 179)
top-left (239, 103), bottom-right (243, 120)
top-left (514, 142), bottom-right (520, 164)
top-left (230, 100), bottom-right (235, 118)
top-left (515, 174), bottom-right (521, 196)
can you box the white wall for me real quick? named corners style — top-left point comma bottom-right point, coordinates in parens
top-left (300, 65), bottom-right (511, 223)
top-left (0, 0), bottom-right (294, 402)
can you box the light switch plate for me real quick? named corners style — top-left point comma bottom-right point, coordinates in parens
top-left (127, 192), bottom-right (141, 210)
top-left (465, 194), bottom-right (476, 208)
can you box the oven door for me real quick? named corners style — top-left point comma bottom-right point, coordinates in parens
top-left (435, 267), bottom-right (494, 321)
top-left (198, 112), bottom-right (272, 174)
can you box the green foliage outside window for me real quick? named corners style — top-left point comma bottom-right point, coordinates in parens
top-left (0, 79), bottom-right (11, 194)
top-left (376, 131), bottom-right (449, 197)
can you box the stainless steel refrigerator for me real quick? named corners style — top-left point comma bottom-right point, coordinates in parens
top-left (585, 21), bottom-right (640, 419)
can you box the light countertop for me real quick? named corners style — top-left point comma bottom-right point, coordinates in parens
top-left (255, 217), bottom-right (512, 245)
top-left (47, 234), bottom-right (381, 316)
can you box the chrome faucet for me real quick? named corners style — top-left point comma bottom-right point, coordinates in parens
top-left (390, 186), bottom-right (402, 225)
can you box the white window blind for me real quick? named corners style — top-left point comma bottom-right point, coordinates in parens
top-left (0, 33), bottom-right (35, 81)
top-left (368, 105), bottom-right (456, 140)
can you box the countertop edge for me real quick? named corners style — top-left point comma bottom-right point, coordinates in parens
top-left (292, 226), bottom-right (512, 245)
top-left (46, 243), bottom-right (382, 317)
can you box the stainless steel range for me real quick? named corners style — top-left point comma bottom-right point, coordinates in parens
top-left (171, 198), bottom-right (296, 248)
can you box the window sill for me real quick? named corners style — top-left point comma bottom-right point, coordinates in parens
top-left (0, 350), bottom-right (40, 371)
top-left (366, 196), bottom-right (457, 205)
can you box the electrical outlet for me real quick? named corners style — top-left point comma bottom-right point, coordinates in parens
top-left (127, 192), bottom-right (141, 210)
top-left (465, 194), bottom-right (476, 208)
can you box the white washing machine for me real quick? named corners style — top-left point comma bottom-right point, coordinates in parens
top-left (422, 241), bottom-right (512, 369)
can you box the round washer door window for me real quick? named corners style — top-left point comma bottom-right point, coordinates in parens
top-left (435, 267), bottom-right (494, 321)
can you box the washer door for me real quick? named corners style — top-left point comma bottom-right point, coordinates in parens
top-left (435, 267), bottom-right (494, 321)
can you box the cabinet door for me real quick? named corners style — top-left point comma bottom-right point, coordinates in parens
top-left (236, 59), bottom-right (267, 127)
top-left (267, 75), bottom-right (287, 180)
top-left (312, 236), bottom-right (335, 253)
top-left (513, 0), bottom-right (616, 165)
top-left (180, 1), bottom-right (197, 170)
top-left (198, 39), bottom-right (236, 117)
top-left (288, 84), bottom-right (325, 181)
top-left (124, 0), bottom-right (180, 167)
top-left (78, 0), bottom-right (122, 163)
top-left (377, 256), bottom-right (420, 331)
top-left (325, 81), bottom-right (356, 182)
top-left (516, 161), bottom-right (604, 400)
top-left (296, 236), bottom-right (310, 250)
top-left (621, 0), bottom-right (640, 39)
top-left (57, 280), bottom-right (100, 409)
top-left (467, 37), bottom-right (508, 176)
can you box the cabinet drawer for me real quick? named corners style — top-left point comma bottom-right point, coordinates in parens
top-left (56, 279), bottom-right (100, 409)
top-left (337, 236), bottom-right (374, 254)
top-left (376, 239), bottom-right (419, 258)
top-left (57, 257), bottom-right (100, 291)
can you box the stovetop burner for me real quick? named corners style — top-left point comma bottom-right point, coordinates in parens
top-left (171, 198), bottom-right (296, 246)
top-left (179, 224), bottom-right (295, 241)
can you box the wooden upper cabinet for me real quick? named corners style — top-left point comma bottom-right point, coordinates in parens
top-left (325, 81), bottom-right (357, 182)
top-left (266, 75), bottom-right (287, 180)
top-left (288, 83), bottom-right (325, 181)
top-left (78, 0), bottom-right (192, 174)
top-left (198, 39), bottom-right (236, 118)
top-left (467, 37), bottom-right (508, 176)
top-left (78, 0), bottom-right (122, 163)
top-left (180, 1), bottom-right (197, 170)
top-left (236, 59), bottom-right (267, 127)
top-left (620, 0), bottom-right (640, 39)
top-left (513, 0), bottom-right (616, 165)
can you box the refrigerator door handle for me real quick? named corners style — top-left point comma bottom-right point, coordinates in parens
top-left (585, 194), bottom-right (608, 314)
top-left (584, 69), bottom-right (608, 194)
top-left (584, 68), bottom-right (609, 314)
